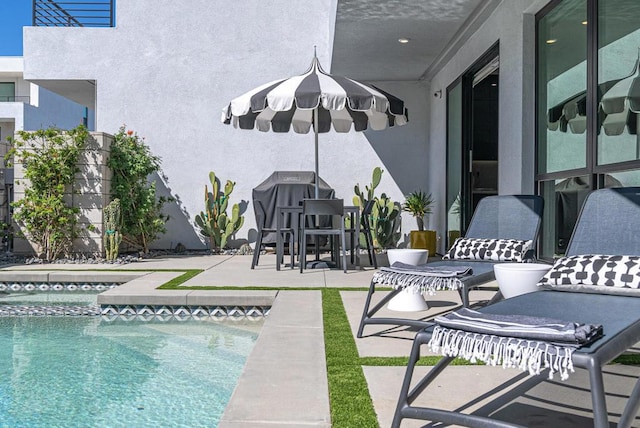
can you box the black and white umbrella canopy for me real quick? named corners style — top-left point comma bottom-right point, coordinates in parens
top-left (221, 53), bottom-right (409, 198)
top-left (222, 55), bottom-right (408, 133)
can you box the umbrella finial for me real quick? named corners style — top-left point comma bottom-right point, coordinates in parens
top-left (314, 45), bottom-right (317, 58)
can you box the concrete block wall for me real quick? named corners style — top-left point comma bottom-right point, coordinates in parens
top-left (12, 132), bottom-right (113, 256)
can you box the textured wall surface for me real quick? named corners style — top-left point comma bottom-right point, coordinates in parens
top-left (23, 0), bottom-right (430, 250)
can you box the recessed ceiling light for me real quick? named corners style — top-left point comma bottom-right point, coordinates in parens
top-left (398, 38), bottom-right (410, 44)
top-left (581, 20), bottom-right (588, 25)
top-left (546, 39), bottom-right (557, 44)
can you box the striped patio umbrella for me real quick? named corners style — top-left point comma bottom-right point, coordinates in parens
top-left (221, 53), bottom-right (409, 198)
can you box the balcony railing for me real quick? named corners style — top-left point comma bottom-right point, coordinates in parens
top-left (33, 0), bottom-right (114, 27)
top-left (0, 96), bottom-right (30, 103)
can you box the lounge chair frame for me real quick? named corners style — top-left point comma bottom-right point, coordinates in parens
top-left (392, 187), bottom-right (640, 428)
top-left (357, 194), bottom-right (543, 338)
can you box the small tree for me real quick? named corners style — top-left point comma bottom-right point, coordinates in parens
top-left (5, 126), bottom-right (90, 261)
top-left (107, 126), bottom-right (171, 254)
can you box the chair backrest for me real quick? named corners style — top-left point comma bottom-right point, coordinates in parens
top-left (361, 199), bottom-right (376, 230)
top-left (302, 198), bottom-right (344, 216)
top-left (465, 195), bottom-right (544, 242)
top-left (566, 187), bottom-right (640, 257)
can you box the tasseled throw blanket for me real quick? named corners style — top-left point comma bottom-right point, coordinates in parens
top-left (428, 308), bottom-right (603, 380)
top-left (372, 262), bottom-right (473, 295)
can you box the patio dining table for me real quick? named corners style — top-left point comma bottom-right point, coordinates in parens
top-left (275, 204), bottom-right (360, 271)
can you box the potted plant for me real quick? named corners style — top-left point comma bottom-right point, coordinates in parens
top-left (402, 190), bottom-right (436, 254)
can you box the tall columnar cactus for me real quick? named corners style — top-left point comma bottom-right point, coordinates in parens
top-left (351, 167), bottom-right (401, 249)
top-left (194, 171), bottom-right (244, 252)
top-left (104, 199), bottom-right (122, 261)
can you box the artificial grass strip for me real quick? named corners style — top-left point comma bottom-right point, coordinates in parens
top-left (359, 355), bottom-right (481, 367)
top-left (613, 354), bottom-right (640, 365)
top-left (156, 269), bottom-right (203, 288)
top-left (322, 288), bottom-right (378, 428)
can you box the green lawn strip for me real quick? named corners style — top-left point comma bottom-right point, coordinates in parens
top-left (322, 288), bottom-right (379, 427)
top-left (156, 269), bottom-right (203, 287)
top-left (359, 356), bottom-right (480, 366)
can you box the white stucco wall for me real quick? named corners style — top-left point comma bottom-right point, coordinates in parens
top-left (23, 87), bottom-right (89, 131)
top-left (23, 0), bottom-right (430, 249)
top-left (426, 0), bottom-right (550, 250)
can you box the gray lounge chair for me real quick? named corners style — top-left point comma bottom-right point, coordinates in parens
top-left (392, 187), bottom-right (640, 428)
top-left (357, 194), bottom-right (543, 338)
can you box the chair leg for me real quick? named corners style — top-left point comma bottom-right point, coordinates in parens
top-left (365, 230), bottom-right (377, 268)
top-left (251, 232), bottom-right (263, 269)
top-left (340, 230), bottom-right (347, 273)
top-left (300, 232), bottom-right (306, 273)
top-left (288, 232), bottom-right (295, 270)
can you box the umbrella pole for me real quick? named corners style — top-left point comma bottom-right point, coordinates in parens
top-left (314, 108), bottom-right (319, 199)
top-left (313, 108), bottom-right (320, 262)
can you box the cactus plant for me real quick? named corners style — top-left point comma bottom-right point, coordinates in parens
top-left (103, 199), bottom-right (122, 261)
top-left (350, 167), bottom-right (401, 249)
top-left (194, 171), bottom-right (244, 252)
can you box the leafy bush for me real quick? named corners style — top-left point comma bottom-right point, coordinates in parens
top-left (5, 126), bottom-right (90, 260)
top-left (107, 126), bottom-right (172, 254)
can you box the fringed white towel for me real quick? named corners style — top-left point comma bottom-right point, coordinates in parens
top-left (428, 308), bottom-right (603, 380)
top-left (372, 262), bottom-right (472, 295)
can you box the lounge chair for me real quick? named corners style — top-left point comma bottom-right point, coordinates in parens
top-left (357, 194), bottom-right (543, 338)
top-left (392, 187), bottom-right (640, 428)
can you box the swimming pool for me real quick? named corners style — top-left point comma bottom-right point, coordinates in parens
top-left (0, 294), bottom-right (262, 427)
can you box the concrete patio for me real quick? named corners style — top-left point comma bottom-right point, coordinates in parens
top-left (1, 253), bottom-right (638, 427)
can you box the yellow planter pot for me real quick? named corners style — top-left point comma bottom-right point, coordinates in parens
top-left (409, 230), bottom-right (436, 255)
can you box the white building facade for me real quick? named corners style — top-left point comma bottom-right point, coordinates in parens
top-left (20, 0), bottom-right (640, 259)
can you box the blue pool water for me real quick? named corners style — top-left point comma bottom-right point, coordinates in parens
top-left (0, 295), bottom-right (262, 427)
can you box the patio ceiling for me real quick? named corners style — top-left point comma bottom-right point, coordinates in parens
top-left (331, 0), bottom-right (500, 81)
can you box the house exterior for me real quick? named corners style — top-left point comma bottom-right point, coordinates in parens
top-left (0, 56), bottom-right (95, 249)
top-left (18, 0), bottom-right (640, 259)
top-left (0, 57), bottom-right (92, 150)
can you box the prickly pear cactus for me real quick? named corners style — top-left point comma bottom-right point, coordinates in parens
top-left (194, 171), bottom-right (244, 251)
top-left (103, 199), bottom-right (122, 261)
top-left (350, 167), bottom-right (401, 249)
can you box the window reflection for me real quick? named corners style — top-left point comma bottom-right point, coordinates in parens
top-left (597, 0), bottom-right (640, 165)
top-left (540, 176), bottom-right (591, 259)
top-left (538, 0), bottom-right (588, 174)
top-left (603, 169), bottom-right (640, 187)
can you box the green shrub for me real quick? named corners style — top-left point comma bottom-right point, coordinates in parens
top-left (107, 126), bottom-right (172, 254)
top-left (5, 126), bottom-right (90, 260)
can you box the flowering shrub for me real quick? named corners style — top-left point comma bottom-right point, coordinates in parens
top-left (107, 126), bottom-right (172, 254)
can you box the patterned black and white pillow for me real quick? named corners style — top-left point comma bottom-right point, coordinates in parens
top-left (537, 254), bottom-right (640, 295)
top-left (442, 238), bottom-right (532, 263)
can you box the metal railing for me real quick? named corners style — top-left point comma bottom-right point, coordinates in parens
top-left (0, 96), bottom-right (31, 103)
top-left (33, 0), bottom-right (114, 27)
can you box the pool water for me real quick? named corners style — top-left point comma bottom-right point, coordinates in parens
top-left (0, 294), bottom-right (262, 427)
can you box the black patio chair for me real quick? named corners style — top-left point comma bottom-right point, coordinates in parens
top-left (299, 198), bottom-right (347, 273)
top-left (251, 199), bottom-right (294, 269)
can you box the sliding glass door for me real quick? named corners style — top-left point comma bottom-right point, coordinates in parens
top-left (536, 0), bottom-right (640, 260)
